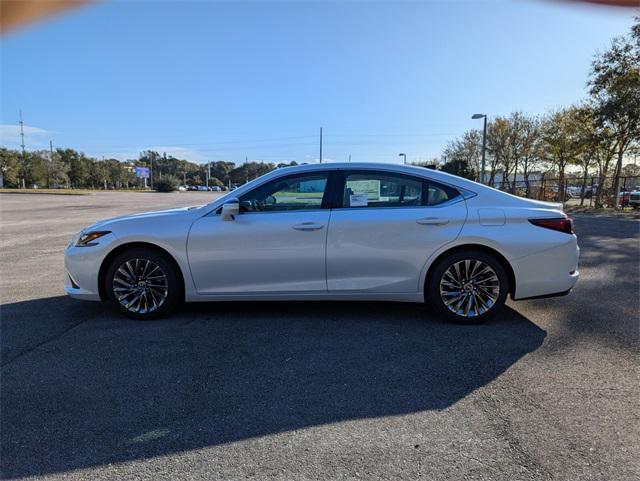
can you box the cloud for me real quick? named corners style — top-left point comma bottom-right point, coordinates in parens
top-left (99, 146), bottom-right (208, 162)
top-left (0, 124), bottom-right (57, 149)
top-left (146, 146), bottom-right (207, 162)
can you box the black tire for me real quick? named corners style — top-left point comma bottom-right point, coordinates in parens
top-left (426, 249), bottom-right (509, 324)
top-left (105, 247), bottom-right (181, 320)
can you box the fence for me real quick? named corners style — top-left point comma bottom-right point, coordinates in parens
top-left (488, 175), bottom-right (640, 208)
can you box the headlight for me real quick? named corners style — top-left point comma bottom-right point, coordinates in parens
top-left (74, 230), bottom-right (111, 246)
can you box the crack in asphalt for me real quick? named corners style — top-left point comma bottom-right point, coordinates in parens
top-left (1, 315), bottom-right (94, 368)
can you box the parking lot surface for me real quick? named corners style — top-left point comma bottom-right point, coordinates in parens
top-left (1, 192), bottom-right (638, 480)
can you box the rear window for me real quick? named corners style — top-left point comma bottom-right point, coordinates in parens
top-left (425, 182), bottom-right (460, 206)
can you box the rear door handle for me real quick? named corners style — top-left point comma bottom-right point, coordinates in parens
top-left (292, 222), bottom-right (325, 231)
top-left (416, 217), bottom-right (449, 226)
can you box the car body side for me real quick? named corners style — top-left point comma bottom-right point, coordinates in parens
top-left (64, 163), bottom-right (579, 304)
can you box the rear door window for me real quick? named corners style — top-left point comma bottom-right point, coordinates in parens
top-left (342, 171), bottom-right (423, 208)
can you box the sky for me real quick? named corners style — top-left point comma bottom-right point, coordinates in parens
top-left (1, 0), bottom-right (637, 165)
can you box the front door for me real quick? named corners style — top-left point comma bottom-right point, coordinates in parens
top-left (188, 172), bottom-right (331, 294)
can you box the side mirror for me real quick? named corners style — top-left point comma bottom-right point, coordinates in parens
top-left (221, 198), bottom-right (240, 221)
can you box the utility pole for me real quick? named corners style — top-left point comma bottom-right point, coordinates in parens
top-left (49, 140), bottom-right (54, 188)
top-left (19, 110), bottom-right (26, 188)
top-left (348, 153), bottom-right (351, 163)
top-left (472, 113), bottom-right (488, 184)
top-left (102, 155), bottom-right (108, 190)
top-left (319, 127), bottom-right (323, 164)
top-left (206, 161), bottom-right (210, 188)
top-left (19, 111), bottom-right (26, 156)
top-left (481, 116), bottom-right (487, 184)
top-left (149, 153), bottom-right (154, 190)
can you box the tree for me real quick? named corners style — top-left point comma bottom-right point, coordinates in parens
top-left (505, 112), bottom-right (529, 193)
top-left (588, 16), bottom-right (640, 208)
top-left (486, 117), bottom-right (510, 187)
top-left (0, 148), bottom-right (20, 187)
top-left (592, 126), bottom-right (618, 208)
top-left (155, 175), bottom-right (179, 192)
top-left (49, 150), bottom-right (69, 188)
top-left (440, 157), bottom-right (474, 179)
top-left (24, 151), bottom-right (49, 187)
top-left (573, 106), bottom-right (599, 205)
top-left (518, 115), bottom-right (543, 197)
top-left (209, 177), bottom-right (224, 188)
top-left (229, 161), bottom-right (275, 185)
top-left (541, 108), bottom-right (583, 201)
top-left (57, 148), bottom-right (90, 188)
top-left (621, 162), bottom-right (640, 177)
top-left (210, 161), bottom-right (235, 185)
top-left (440, 136), bottom-right (478, 180)
top-left (277, 161), bottom-right (298, 168)
top-left (441, 130), bottom-right (482, 181)
top-left (139, 150), bottom-right (162, 187)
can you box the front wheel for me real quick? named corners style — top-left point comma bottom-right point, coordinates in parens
top-left (427, 250), bottom-right (509, 324)
top-left (105, 248), bottom-right (181, 320)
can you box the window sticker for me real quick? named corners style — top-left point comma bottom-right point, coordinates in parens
top-left (350, 193), bottom-right (369, 207)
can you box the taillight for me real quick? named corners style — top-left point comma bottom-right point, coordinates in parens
top-left (529, 217), bottom-right (573, 235)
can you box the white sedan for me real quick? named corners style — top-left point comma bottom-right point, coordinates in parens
top-left (65, 163), bottom-right (579, 323)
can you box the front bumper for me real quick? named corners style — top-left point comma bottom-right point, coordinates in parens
top-left (64, 233), bottom-right (118, 301)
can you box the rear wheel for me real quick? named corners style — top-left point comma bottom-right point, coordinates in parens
top-left (105, 248), bottom-right (181, 320)
top-left (427, 250), bottom-right (508, 324)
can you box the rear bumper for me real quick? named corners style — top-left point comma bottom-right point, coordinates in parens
top-left (514, 287), bottom-right (574, 301)
top-left (511, 238), bottom-right (579, 300)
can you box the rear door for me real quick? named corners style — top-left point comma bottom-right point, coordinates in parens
top-left (326, 170), bottom-right (467, 293)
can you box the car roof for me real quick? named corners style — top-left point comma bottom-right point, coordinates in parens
top-left (274, 162), bottom-right (484, 191)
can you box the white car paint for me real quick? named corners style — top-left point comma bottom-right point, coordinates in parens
top-left (64, 162), bottom-right (579, 306)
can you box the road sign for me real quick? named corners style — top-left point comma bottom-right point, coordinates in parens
top-left (135, 167), bottom-right (150, 179)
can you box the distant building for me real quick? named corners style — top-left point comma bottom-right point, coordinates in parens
top-left (491, 171), bottom-right (543, 188)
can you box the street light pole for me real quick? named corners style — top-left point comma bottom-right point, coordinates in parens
top-left (398, 153), bottom-right (407, 165)
top-left (472, 114), bottom-right (488, 184)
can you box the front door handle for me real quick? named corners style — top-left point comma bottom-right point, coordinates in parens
top-left (292, 222), bottom-right (325, 231)
top-left (416, 217), bottom-right (449, 226)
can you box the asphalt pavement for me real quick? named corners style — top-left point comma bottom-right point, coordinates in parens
top-left (0, 191), bottom-right (638, 480)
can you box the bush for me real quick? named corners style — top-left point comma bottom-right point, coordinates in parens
top-left (155, 176), bottom-right (179, 192)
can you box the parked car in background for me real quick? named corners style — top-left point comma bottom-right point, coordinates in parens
top-left (629, 191), bottom-right (640, 209)
top-left (178, 185), bottom-right (187, 192)
top-left (566, 186), bottom-right (581, 198)
top-left (617, 191), bottom-right (631, 207)
top-left (64, 163), bottom-right (579, 324)
top-left (197, 186), bottom-right (208, 192)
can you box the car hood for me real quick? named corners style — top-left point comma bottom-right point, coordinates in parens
top-left (85, 206), bottom-right (202, 231)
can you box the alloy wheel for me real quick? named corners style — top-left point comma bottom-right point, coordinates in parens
top-left (439, 259), bottom-right (500, 318)
top-left (112, 258), bottom-right (168, 314)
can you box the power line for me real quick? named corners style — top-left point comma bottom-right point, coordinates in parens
top-left (67, 132), bottom-right (457, 151)
top-left (328, 132), bottom-right (458, 137)
top-left (72, 135), bottom-right (318, 150)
